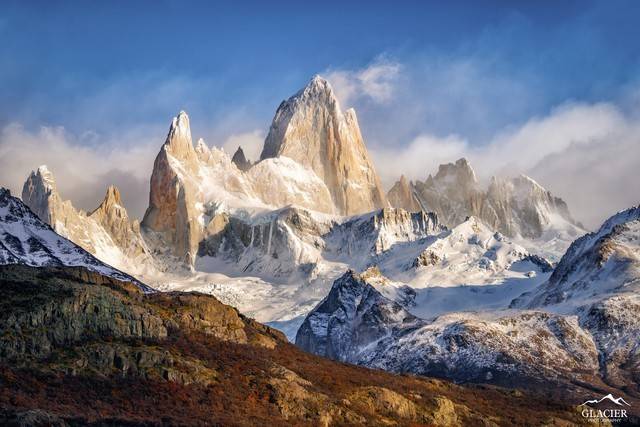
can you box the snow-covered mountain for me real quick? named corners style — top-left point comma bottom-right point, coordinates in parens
top-left (13, 75), bottom-right (590, 348)
top-left (0, 187), bottom-right (153, 292)
top-left (297, 205), bottom-right (640, 390)
top-left (514, 205), bottom-right (640, 311)
top-left (296, 268), bottom-right (599, 386)
top-left (387, 158), bottom-right (585, 258)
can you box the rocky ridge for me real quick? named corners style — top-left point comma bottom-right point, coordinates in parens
top-left (21, 166), bottom-right (153, 274)
top-left (296, 206), bottom-right (640, 406)
top-left (387, 158), bottom-right (584, 244)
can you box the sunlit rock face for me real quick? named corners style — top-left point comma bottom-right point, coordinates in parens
top-left (21, 166), bottom-right (152, 273)
top-left (387, 175), bottom-right (421, 212)
top-left (261, 75), bottom-right (387, 215)
top-left (142, 111), bottom-right (201, 264)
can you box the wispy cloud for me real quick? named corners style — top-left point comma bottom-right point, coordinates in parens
top-left (371, 101), bottom-right (640, 229)
top-left (221, 129), bottom-right (265, 162)
top-left (0, 123), bottom-right (161, 219)
top-left (324, 57), bottom-right (402, 107)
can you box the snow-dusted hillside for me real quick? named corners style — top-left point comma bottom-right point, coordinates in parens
top-left (0, 188), bottom-right (153, 292)
top-left (514, 205), bottom-right (640, 311)
top-left (297, 205), bottom-right (640, 390)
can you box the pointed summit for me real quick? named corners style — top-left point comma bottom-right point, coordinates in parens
top-left (260, 76), bottom-right (386, 215)
top-left (387, 175), bottom-right (421, 212)
top-left (88, 185), bottom-right (149, 256)
top-left (90, 185), bottom-right (123, 216)
top-left (143, 111), bottom-right (203, 264)
top-left (104, 185), bottom-right (122, 206)
top-left (163, 111), bottom-right (197, 166)
top-left (22, 165), bottom-right (61, 224)
top-left (231, 146), bottom-right (251, 171)
top-left (297, 75), bottom-right (337, 103)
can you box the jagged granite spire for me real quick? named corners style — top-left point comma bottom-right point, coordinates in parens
top-left (142, 111), bottom-right (202, 265)
top-left (386, 175), bottom-right (421, 212)
top-left (260, 75), bottom-right (386, 215)
top-left (22, 165), bottom-right (59, 224)
top-left (231, 146), bottom-right (251, 171)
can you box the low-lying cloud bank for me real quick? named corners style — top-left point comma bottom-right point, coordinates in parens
top-left (370, 102), bottom-right (639, 229)
top-left (0, 122), bottom-right (266, 220)
top-left (1, 57), bottom-right (638, 230)
top-left (0, 124), bottom-right (159, 219)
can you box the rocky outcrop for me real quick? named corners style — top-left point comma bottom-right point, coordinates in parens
top-left (261, 76), bottom-right (386, 215)
top-left (0, 263), bottom-right (582, 425)
top-left (386, 175), bottom-right (420, 212)
top-left (388, 158), bottom-right (584, 240)
top-left (231, 146), bottom-right (252, 171)
top-left (0, 264), bottom-right (282, 379)
top-left (142, 111), bottom-right (202, 264)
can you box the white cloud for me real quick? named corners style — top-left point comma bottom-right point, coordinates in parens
top-left (371, 134), bottom-right (468, 185)
top-left (372, 102), bottom-right (640, 229)
top-left (324, 58), bottom-right (401, 107)
top-left (0, 123), bottom-right (160, 219)
top-left (221, 129), bottom-right (265, 162)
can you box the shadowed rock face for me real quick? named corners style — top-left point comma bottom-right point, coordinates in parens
top-left (0, 264), bottom-right (586, 425)
top-left (261, 76), bottom-right (387, 215)
top-left (296, 266), bottom-right (640, 401)
top-left (231, 146), bottom-right (252, 171)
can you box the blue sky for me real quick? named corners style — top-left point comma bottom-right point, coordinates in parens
top-left (1, 1), bottom-right (639, 226)
top-left (3, 0), bottom-right (639, 138)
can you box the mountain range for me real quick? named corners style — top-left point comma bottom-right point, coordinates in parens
top-left (3, 74), bottom-right (639, 423)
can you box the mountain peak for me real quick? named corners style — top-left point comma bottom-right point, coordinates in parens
top-left (306, 74), bottom-right (333, 92)
top-left (164, 111), bottom-right (196, 162)
top-left (260, 76), bottom-right (386, 215)
top-left (231, 146), bottom-right (251, 171)
top-left (22, 165), bottom-right (61, 223)
top-left (31, 165), bottom-right (57, 190)
top-left (387, 175), bottom-right (420, 212)
top-left (103, 185), bottom-right (122, 207)
top-left (432, 158), bottom-right (478, 188)
top-left (292, 75), bottom-right (339, 108)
